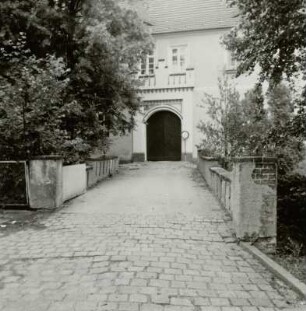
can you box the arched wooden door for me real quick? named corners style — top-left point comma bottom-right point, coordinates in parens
top-left (147, 111), bottom-right (181, 161)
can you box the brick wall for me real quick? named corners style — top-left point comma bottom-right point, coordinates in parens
top-left (251, 160), bottom-right (277, 189)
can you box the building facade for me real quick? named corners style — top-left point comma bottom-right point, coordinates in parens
top-left (109, 0), bottom-right (257, 162)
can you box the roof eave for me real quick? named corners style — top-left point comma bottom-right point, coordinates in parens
top-left (151, 25), bottom-right (235, 35)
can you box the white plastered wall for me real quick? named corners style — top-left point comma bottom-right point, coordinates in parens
top-left (134, 27), bottom-right (259, 160)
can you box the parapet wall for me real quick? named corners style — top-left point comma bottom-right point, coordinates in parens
top-left (198, 154), bottom-right (277, 248)
top-left (21, 156), bottom-right (119, 209)
top-left (86, 157), bottom-right (119, 188)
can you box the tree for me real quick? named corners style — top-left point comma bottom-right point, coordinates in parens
top-left (197, 78), bottom-right (268, 158)
top-left (239, 84), bottom-right (269, 155)
top-left (0, 36), bottom-right (82, 160)
top-left (223, 0), bottom-right (306, 170)
top-left (223, 0), bottom-right (306, 86)
top-left (0, 0), bottom-right (153, 161)
top-left (198, 80), bottom-right (306, 254)
top-left (263, 84), bottom-right (305, 174)
top-left (197, 78), bottom-right (241, 157)
top-left (263, 84), bottom-right (306, 256)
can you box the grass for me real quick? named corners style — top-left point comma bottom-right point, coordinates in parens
top-left (270, 253), bottom-right (306, 283)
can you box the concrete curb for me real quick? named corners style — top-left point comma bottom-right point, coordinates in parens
top-left (241, 242), bottom-right (306, 299)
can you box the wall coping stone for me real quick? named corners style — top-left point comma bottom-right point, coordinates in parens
top-left (231, 156), bottom-right (277, 163)
top-left (199, 155), bottom-right (277, 163)
top-left (31, 155), bottom-right (63, 160)
top-left (63, 163), bottom-right (86, 167)
top-left (200, 156), bottom-right (220, 161)
top-left (86, 156), bottom-right (119, 161)
top-left (210, 167), bottom-right (232, 181)
top-left (86, 164), bottom-right (93, 171)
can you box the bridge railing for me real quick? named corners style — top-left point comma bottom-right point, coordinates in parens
top-left (198, 153), bottom-right (277, 251)
top-left (86, 156), bottom-right (119, 189)
top-left (0, 156), bottom-right (119, 210)
top-left (210, 167), bottom-right (232, 213)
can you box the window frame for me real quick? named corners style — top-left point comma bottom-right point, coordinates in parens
top-left (140, 53), bottom-right (155, 76)
top-left (170, 45), bottom-right (189, 73)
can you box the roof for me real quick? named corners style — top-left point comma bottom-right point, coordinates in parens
top-left (147, 0), bottom-right (238, 34)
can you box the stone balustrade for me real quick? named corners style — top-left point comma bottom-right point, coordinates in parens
top-left (210, 167), bottom-right (232, 213)
top-left (198, 153), bottom-right (277, 250)
top-left (86, 156), bottom-right (119, 189)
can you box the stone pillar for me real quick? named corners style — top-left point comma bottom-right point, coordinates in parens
top-left (231, 157), bottom-right (277, 251)
top-left (28, 156), bottom-right (63, 209)
top-left (132, 111), bottom-right (146, 162)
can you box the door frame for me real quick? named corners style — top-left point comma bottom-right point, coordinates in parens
top-left (144, 106), bottom-right (183, 161)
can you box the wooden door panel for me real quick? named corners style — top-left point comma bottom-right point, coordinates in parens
top-left (147, 111), bottom-right (181, 161)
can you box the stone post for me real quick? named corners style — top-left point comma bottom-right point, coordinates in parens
top-left (28, 156), bottom-right (63, 209)
top-left (231, 157), bottom-right (277, 251)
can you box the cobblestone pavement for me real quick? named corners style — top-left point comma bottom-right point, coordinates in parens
top-left (0, 162), bottom-right (303, 311)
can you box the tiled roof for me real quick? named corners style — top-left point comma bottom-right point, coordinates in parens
top-left (147, 0), bottom-right (238, 34)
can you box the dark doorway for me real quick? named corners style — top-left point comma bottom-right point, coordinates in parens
top-left (147, 111), bottom-right (181, 161)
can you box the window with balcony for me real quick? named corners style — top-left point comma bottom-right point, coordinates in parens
top-left (171, 45), bottom-right (188, 72)
top-left (140, 53), bottom-right (155, 75)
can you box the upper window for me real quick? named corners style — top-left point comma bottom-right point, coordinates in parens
top-left (171, 45), bottom-right (187, 72)
top-left (141, 53), bottom-right (155, 75)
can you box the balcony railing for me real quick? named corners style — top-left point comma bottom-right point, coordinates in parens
top-left (139, 61), bottom-right (194, 90)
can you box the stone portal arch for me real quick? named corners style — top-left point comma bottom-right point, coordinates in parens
top-left (143, 105), bottom-right (183, 124)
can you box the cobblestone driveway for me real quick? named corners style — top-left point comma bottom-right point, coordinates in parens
top-left (0, 162), bottom-right (302, 311)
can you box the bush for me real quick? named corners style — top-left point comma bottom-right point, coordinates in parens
top-left (0, 1), bottom-right (153, 164)
top-left (0, 163), bottom-right (27, 205)
top-left (0, 54), bottom-right (93, 163)
top-left (277, 173), bottom-right (306, 255)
